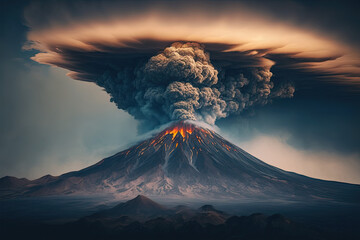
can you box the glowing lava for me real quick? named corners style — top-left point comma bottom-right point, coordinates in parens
top-left (163, 122), bottom-right (195, 140)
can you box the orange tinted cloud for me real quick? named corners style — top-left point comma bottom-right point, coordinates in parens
top-left (24, 1), bottom-right (360, 88)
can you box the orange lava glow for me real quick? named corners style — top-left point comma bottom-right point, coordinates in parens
top-left (163, 122), bottom-right (195, 140)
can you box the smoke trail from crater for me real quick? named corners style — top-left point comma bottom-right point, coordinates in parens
top-left (96, 42), bottom-right (294, 128)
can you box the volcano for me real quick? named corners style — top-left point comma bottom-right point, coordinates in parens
top-left (1, 121), bottom-right (360, 202)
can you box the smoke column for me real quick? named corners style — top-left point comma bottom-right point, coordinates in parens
top-left (96, 42), bottom-right (294, 129)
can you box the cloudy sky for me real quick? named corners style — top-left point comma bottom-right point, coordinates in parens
top-left (1, 0), bottom-right (359, 184)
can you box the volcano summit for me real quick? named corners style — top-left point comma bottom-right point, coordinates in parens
top-left (1, 121), bottom-right (359, 202)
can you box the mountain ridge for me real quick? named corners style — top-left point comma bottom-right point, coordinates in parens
top-left (59, 195), bottom-right (326, 240)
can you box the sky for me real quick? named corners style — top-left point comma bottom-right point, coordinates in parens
top-left (1, 0), bottom-right (359, 184)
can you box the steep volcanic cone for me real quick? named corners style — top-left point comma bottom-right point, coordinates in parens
top-left (1, 121), bottom-right (360, 202)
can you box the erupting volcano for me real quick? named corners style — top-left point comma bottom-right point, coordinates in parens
top-left (1, 121), bottom-right (360, 202)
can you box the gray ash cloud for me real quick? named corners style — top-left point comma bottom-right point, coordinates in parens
top-left (95, 42), bottom-right (294, 129)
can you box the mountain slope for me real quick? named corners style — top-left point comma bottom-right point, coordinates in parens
top-left (1, 121), bottom-right (360, 202)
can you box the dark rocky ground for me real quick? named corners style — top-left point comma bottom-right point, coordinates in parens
top-left (1, 195), bottom-right (360, 240)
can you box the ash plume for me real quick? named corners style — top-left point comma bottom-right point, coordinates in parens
top-left (25, 0), bottom-right (360, 133)
top-left (96, 42), bottom-right (294, 129)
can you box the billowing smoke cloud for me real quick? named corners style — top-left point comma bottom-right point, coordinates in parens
top-left (24, 0), bottom-right (360, 132)
top-left (95, 42), bottom-right (294, 128)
